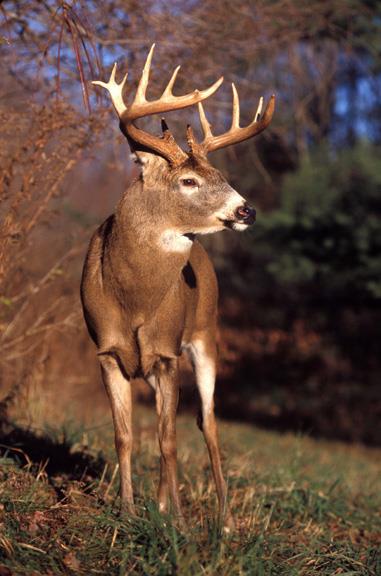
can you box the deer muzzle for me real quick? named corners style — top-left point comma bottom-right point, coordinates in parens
top-left (235, 203), bottom-right (256, 225)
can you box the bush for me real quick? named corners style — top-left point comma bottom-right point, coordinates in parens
top-left (259, 144), bottom-right (381, 304)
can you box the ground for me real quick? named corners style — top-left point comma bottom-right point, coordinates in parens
top-left (0, 404), bottom-right (380, 575)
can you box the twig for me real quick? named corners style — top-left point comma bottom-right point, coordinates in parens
top-left (17, 542), bottom-right (47, 554)
top-left (109, 526), bottom-right (118, 551)
top-left (104, 463), bottom-right (119, 499)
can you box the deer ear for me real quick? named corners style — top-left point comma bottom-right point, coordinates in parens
top-left (134, 151), bottom-right (169, 176)
top-left (132, 151), bottom-right (150, 166)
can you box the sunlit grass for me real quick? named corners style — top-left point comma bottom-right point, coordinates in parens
top-left (0, 406), bottom-right (380, 575)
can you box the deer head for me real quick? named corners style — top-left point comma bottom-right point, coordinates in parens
top-left (92, 45), bottom-right (275, 241)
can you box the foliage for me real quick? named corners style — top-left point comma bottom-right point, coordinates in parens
top-left (254, 144), bottom-right (381, 305)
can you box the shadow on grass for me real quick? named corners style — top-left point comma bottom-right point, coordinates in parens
top-left (0, 420), bottom-right (107, 480)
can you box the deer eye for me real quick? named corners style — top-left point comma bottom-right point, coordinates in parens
top-left (181, 178), bottom-right (198, 187)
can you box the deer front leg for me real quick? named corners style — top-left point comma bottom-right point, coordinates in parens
top-left (154, 358), bottom-right (185, 527)
top-left (99, 354), bottom-right (134, 514)
top-left (147, 374), bottom-right (169, 513)
top-left (188, 338), bottom-right (234, 530)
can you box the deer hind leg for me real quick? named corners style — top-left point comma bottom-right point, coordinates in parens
top-left (99, 353), bottom-right (134, 514)
top-left (153, 358), bottom-right (185, 527)
top-left (186, 337), bottom-right (234, 530)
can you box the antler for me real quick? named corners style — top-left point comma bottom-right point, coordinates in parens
top-left (187, 83), bottom-right (275, 157)
top-left (92, 44), bottom-right (223, 165)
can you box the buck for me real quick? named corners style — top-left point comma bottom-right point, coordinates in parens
top-left (81, 45), bottom-right (274, 529)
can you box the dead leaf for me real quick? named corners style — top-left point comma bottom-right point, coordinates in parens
top-left (63, 551), bottom-right (80, 572)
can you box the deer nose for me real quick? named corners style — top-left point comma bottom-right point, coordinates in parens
top-left (235, 204), bottom-right (256, 224)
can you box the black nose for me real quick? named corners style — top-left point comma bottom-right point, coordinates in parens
top-left (235, 204), bottom-right (256, 224)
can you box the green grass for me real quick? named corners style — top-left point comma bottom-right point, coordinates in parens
top-left (0, 407), bottom-right (380, 575)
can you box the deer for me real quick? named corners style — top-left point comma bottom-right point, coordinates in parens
top-left (81, 44), bottom-right (275, 531)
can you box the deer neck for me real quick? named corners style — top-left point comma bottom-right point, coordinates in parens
top-left (105, 178), bottom-right (192, 318)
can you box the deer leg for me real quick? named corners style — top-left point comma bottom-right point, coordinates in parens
top-left (99, 354), bottom-right (134, 514)
top-left (187, 338), bottom-right (234, 530)
top-left (154, 358), bottom-right (185, 526)
top-left (147, 374), bottom-right (169, 513)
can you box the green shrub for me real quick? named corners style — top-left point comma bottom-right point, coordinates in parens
top-left (250, 144), bottom-right (381, 307)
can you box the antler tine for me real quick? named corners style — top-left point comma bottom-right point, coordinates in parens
top-left (161, 65), bottom-right (181, 98)
top-left (254, 96), bottom-right (263, 122)
top-left (92, 63), bottom-right (128, 116)
top-left (135, 43), bottom-right (155, 104)
top-left (231, 83), bottom-right (240, 129)
top-left (198, 102), bottom-right (213, 140)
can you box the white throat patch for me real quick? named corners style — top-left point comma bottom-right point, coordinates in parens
top-left (159, 230), bottom-right (193, 253)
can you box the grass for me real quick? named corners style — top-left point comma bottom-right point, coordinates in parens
top-left (0, 405), bottom-right (380, 575)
